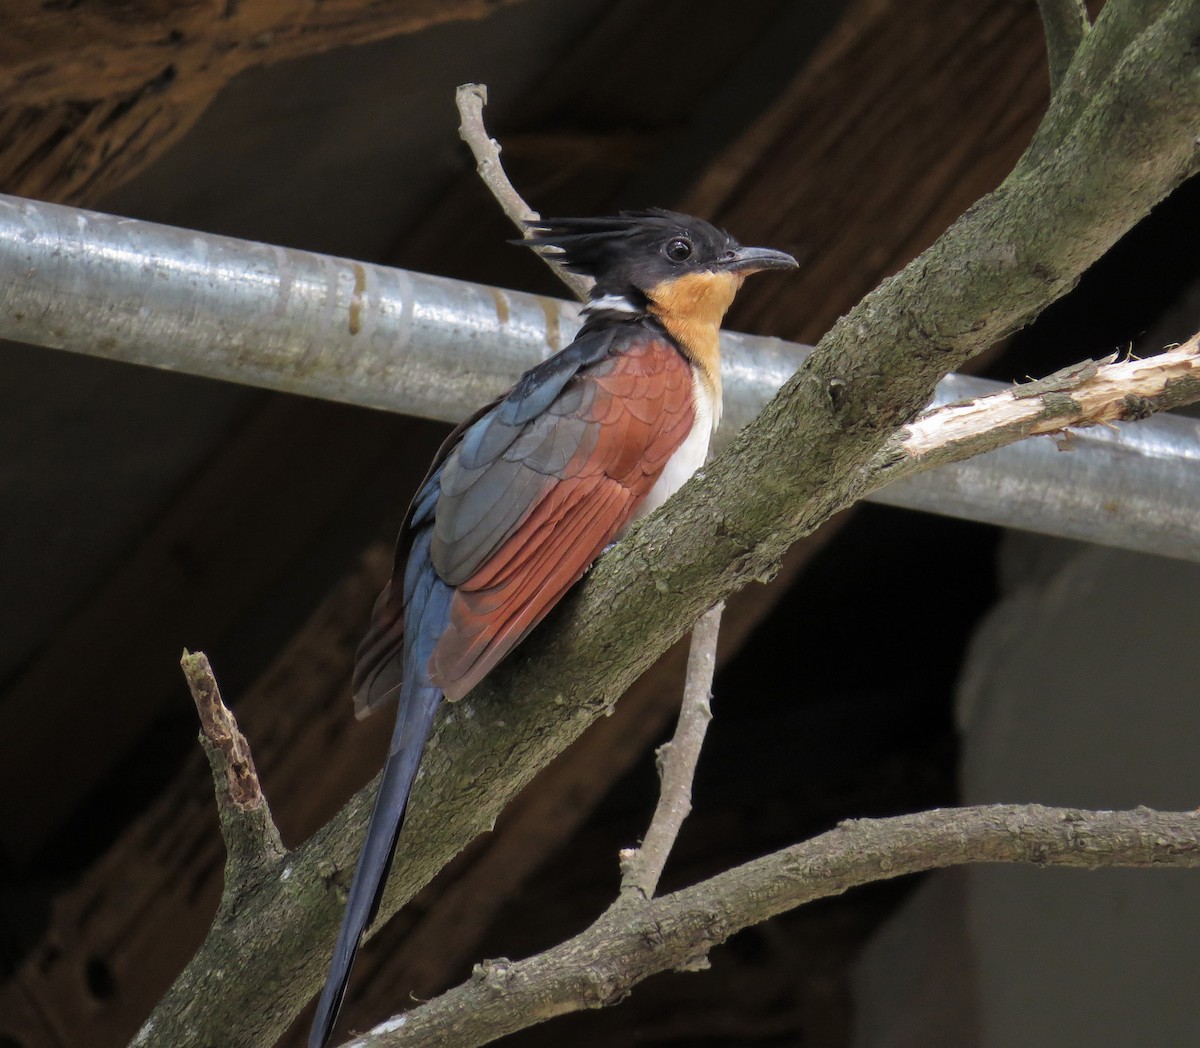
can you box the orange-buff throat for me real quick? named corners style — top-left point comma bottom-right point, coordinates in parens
top-left (647, 269), bottom-right (743, 405)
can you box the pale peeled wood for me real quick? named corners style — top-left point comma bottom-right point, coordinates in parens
top-left (898, 336), bottom-right (1200, 461)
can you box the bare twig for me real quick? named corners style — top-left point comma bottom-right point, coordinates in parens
top-left (346, 804), bottom-right (1200, 1048)
top-left (180, 650), bottom-right (285, 888)
top-left (873, 331), bottom-right (1200, 480)
top-left (619, 603), bottom-right (724, 900)
top-left (1036, 0), bottom-right (1090, 93)
top-left (454, 84), bottom-right (538, 232)
top-left (455, 82), bottom-right (594, 302)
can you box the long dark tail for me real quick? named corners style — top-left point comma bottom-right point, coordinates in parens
top-left (307, 679), bottom-right (442, 1048)
top-left (309, 533), bottom-right (452, 1048)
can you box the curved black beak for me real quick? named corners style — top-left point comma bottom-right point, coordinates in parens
top-left (720, 245), bottom-right (799, 275)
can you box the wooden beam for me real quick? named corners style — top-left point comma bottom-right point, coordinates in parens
top-left (687, 0), bottom-right (1049, 344)
top-left (0, 0), bottom-right (526, 203)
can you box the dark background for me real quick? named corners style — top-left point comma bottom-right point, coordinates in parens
top-left (1, 1), bottom-right (1198, 1046)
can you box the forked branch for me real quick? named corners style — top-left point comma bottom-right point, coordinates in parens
top-left (346, 804), bottom-right (1200, 1048)
top-left (136, 9), bottom-right (1200, 1043)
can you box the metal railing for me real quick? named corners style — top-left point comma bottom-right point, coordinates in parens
top-left (2, 192), bottom-right (1197, 562)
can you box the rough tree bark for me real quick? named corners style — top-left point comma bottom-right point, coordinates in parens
top-left (349, 805), bottom-right (1200, 1048)
top-left (339, 331), bottom-right (1200, 1048)
top-left (134, 2), bottom-right (1200, 1045)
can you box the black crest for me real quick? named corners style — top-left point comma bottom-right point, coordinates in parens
top-left (518, 208), bottom-right (740, 300)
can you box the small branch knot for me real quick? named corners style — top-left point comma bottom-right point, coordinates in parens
top-left (472, 958), bottom-right (514, 994)
top-left (827, 377), bottom-right (848, 413)
top-left (1122, 392), bottom-right (1156, 420)
top-left (581, 965), bottom-right (627, 1007)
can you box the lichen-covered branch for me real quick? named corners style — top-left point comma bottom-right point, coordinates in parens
top-left (346, 804), bottom-right (1200, 1048)
top-left (1036, 0), bottom-right (1091, 93)
top-left (137, 8), bottom-right (1200, 1046)
top-left (342, 330), bottom-right (1200, 1045)
top-left (1026, 0), bottom-right (1173, 163)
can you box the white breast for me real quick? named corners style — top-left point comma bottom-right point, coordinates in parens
top-left (635, 369), bottom-right (719, 521)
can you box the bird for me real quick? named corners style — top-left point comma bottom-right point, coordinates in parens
top-left (308, 208), bottom-right (797, 1047)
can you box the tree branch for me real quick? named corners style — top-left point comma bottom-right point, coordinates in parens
top-left (1026, 0), bottom-right (1173, 163)
top-left (618, 603), bottom-right (723, 901)
top-left (344, 329), bottom-right (1200, 1045)
top-left (872, 332), bottom-right (1200, 482)
top-left (1036, 0), bottom-right (1091, 94)
top-left (179, 651), bottom-right (285, 893)
top-left (136, 9), bottom-right (1200, 1044)
top-left (347, 804), bottom-right (1200, 1048)
top-left (455, 83), bottom-right (594, 302)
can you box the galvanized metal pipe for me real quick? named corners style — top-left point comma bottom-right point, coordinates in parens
top-left (2, 192), bottom-right (1198, 562)
top-left (876, 374), bottom-right (1200, 562)
top-left (0, 193), bottom-right (795, 451)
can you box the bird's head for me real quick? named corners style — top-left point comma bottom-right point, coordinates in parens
top-left (521, 208), bottom-right (797, 323)
top-left (521, 210), bottom-right (796, 403)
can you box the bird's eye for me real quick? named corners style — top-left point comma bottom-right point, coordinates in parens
top-left (665, 237), bottom-right (693, 262)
